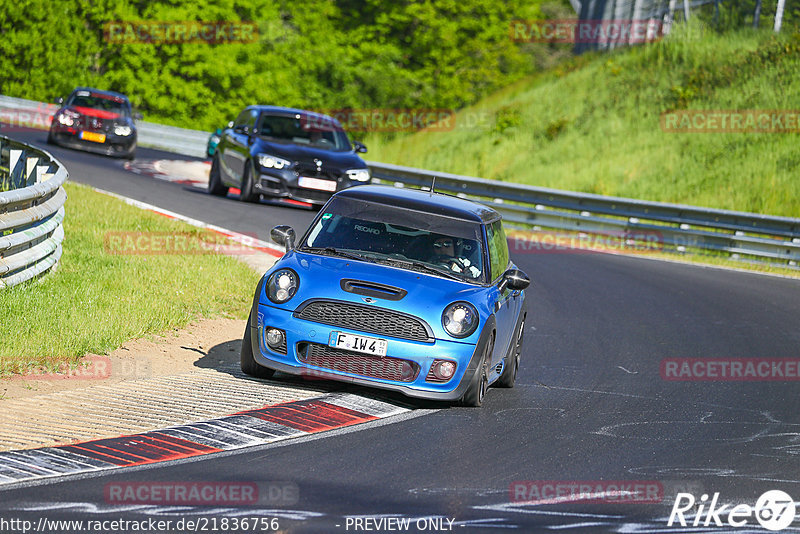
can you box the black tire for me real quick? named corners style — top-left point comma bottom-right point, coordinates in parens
top-left (208, 155), bottom-right (229, 196)
top-left (123, 144), bottom-right (136, 160)
top-left (241, 312), bottom-right (276, 379)
top-left (46, 130), bottom-right (55, 145)
top-left (239, 162), bottom-right (259, 202)
top-left (460, 334), bottom-right (493, 407)
top-left (497, 313), bottom-right (525, 388)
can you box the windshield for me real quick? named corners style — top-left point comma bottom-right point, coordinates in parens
top-left (257, 113), bottom-right (352, 152)
top-left (66, 91), bottom-right (130, 115)
top-left (303, 212), bottom-right (485, 282)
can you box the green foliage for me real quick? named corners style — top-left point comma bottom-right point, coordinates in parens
top-left (0, 0), bottom-right (550, 131)
top-left (493, 106), bottom-right (523, 135)
top-left (367, 24), bottom-right (800, 217)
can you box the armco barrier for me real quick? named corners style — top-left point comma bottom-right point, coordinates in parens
top-left (2, 93), bottom-right (799, 269)
top-left (0, 135), bottom-right (67, 289)
top-left (368, 162), bottom-right (800, 269)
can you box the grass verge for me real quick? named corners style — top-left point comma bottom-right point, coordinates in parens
top-left (365, 23), bottom-right (800, 218)
top-left (0, 182), bottom-right (261, 376)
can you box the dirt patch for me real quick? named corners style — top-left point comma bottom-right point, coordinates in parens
top-left (0, 317), bottom-right (247, 402)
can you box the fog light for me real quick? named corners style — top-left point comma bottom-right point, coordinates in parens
top-left (266, 328), bottom-right (284, 349)
top-left (427, 359), bottom-right (457, 382)
top-left (401, 361), bottom-right (416, 381)
top-left (437, 360), bottom-right (456, 379)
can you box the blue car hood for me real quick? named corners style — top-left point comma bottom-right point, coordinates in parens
top-left (264, 251), bottom-right (489, 339)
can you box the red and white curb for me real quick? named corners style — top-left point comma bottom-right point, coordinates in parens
top-left (123, 159), bottom-right (211, 189)
top-left (0, 393), bottom-right (408, 486)
top-left (91, 186), bottom-right (284, 258)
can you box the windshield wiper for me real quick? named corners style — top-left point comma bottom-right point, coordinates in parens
top-left (375, 256), bottom-right (463, 281)
top-left (302, 246), bottom-right (372, 262)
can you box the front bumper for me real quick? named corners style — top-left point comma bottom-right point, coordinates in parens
top-left (252, 166), bottom-right (369, 205)
top-left (249, 301), bottom-right (490, 401)
top-left (49, 125), bottom-right (136, 157)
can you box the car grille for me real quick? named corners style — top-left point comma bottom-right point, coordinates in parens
top-left (294, 162), bottom-right (343, 181)
top-left (78, 116), bottom-right (112, 132)
top-left (294, 300), bottom-right (432, 342)
top-left (298, 342), bottom-right (419, 382)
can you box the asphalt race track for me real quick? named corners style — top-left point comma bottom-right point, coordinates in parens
top-left (3, 128), bottom-right (800, 533)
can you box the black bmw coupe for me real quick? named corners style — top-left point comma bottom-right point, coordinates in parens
top-left (209, 106), bottom-right (371, 205)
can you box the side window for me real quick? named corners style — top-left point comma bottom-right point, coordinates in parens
top-left (486, 220), bottom-right (509, 282)
top-left (246, 109), bottom-right (258, 132)
top-left (233, 110), bottom-right (250, 130)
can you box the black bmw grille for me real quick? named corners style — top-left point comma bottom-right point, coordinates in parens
top-left (294, 300), bottom-right (431, 342)
top-left (294, 162), bottom-right (343, 181)
top-left (298, 342), bottom-right (419, 382)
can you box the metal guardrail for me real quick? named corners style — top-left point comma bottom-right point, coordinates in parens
top-left (2, 93), bottom-right (798, 269)
top-left (136, 121), bottom-right (208, 158)
top-left (0, 135), bottom-right (67, 289)
top-left (368, 162), bottom-right (800, 269)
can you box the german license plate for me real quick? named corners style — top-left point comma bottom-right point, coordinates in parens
top-left (80, 131), bottom-right (106, 143)
top-left (298, 176), bottom-right (336, 191)
top-left (328, 331), bottom-right (388, 357)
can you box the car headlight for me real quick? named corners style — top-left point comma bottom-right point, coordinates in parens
top-left (442, 301), bottom-right (479, 338)
top-left (209, 134), bottom-right (220, 144)
top-left (266, 268), bottom-right (299, 304)
top-left (114, 125), bottom-right (132, 136)
top-left (56, 111), bottom-right (77, 126)
top-left (346, 168), bottom-right (371, 182)
top-left (258, 153), bottom-right (291, 170)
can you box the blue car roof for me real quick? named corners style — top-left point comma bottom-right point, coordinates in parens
top-left (333, 185), bottom-right (501, 224)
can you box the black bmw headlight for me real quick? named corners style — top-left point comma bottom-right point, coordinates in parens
top-left (442, 301), bottom-right (479, 338)
top-left (266, 268), bottom-right (299, 304)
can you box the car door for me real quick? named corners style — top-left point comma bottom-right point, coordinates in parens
top-left (486, 220), bottom-right (516, 368)
top-left (222, 109), bottom-right (256, 185)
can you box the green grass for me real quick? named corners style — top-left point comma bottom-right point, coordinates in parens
top-left (0, 182), bottom-right (261, 376)
top-left (365, 23), bottom-right (800, 217)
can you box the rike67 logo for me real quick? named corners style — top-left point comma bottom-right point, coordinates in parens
top-left (669, 490), bottom-right (796, 531)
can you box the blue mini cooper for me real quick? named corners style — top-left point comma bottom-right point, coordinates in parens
top-left (241, 185), bottom-right (530, 406)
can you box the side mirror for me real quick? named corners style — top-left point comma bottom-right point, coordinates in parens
top-left (271, 225), bottom-right (296, 252)
top-left (353, 141), bottom-right (367, 153)
top-left (133, 111), bottom-right (143, 120)
top-left (54, 97), bottom-right (63, 105)
top-left (498, 269), bottom-right (530, 292)
top-left (227, 121), bottom-right (234, 129)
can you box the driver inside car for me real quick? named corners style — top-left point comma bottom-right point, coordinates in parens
top-left (430, 235), bottom-right (481, 279)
